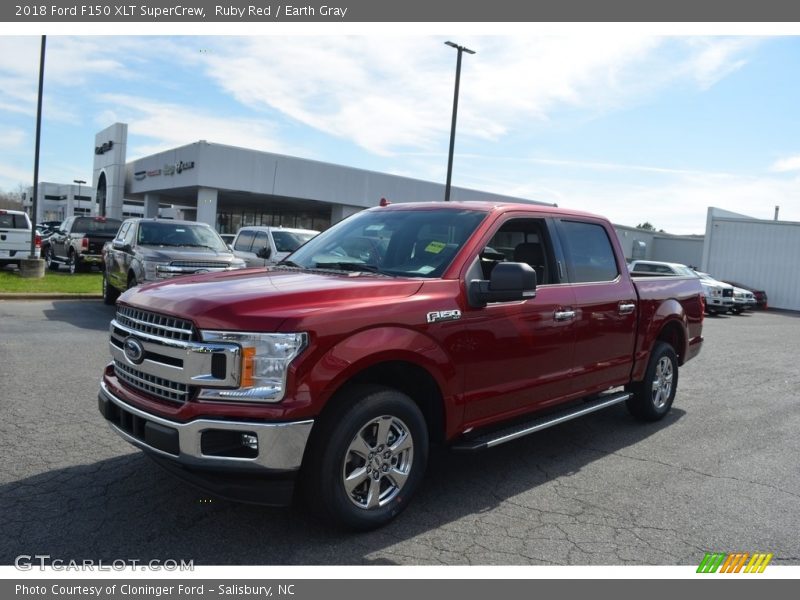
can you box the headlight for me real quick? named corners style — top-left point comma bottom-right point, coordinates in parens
top-left (142, 260), bottom-right (169, 280)
top-left (197, 331), bottom-right (308, 403)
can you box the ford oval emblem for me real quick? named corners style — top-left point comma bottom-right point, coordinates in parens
top-left (123, 337), bottom-right (145, 365)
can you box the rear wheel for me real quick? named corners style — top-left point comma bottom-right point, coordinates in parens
top-left (302, 385), bottom-right (428, 530)
top-left (626, 341), bottom-right (678, 422)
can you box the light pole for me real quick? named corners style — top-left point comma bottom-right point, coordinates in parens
top-left (444, 40), bottom-right (475, 202)
top-left (73, 178), bottom-right (86, 212)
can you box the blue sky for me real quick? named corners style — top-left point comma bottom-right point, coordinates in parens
top-left (2, 33), bottom-right (800, 234)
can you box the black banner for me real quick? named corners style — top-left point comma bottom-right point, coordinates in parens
top-left (4, 0), bottom-right (800, 22)
top-left (3, 579), bottom-right (798, 600)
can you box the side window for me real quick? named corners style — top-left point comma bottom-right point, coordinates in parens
top-left (252, 231), bottom-right (269, 253)
top-left (482, 218), bottom-right (553, 284)
top-left (123, 223), bottom-right (136, 245)
top-left (115, 222), bottom-right (130, 242)
top-left (559, 220), bottom-right (619, 283)
top-left (234, 230), bottom-right (256, 252)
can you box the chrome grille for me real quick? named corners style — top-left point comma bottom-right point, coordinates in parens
top-left (114, 360), bottom-right (189, 404)
top-left (169, 261), bottom-right (231, 269)
top-left (116, 306), bottom-right (194, 342)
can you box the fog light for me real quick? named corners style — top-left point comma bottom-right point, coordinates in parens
top-left (241, 433), bottom-right (258, 451)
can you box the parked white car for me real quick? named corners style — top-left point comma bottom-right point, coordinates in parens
top-left (231, 226), bottom-right (319, 267)
top-left (628, 260), bottom-right (734, 315)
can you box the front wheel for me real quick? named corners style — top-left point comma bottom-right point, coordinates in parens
top-left (626, 341), bottom-right (678, 422)
top-left (45, 247), bottom-right (59, 271)
top-left (67, 250), bottom-right (77, 275)
top-left (102, 270), bottom-right (120, 305)
top-left (302, 385), bottom-right (428, 530)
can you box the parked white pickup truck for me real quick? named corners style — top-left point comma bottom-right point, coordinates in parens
top-left (628, 260), bottom-right (734, 315)
top-left (0, 209), bottom-right (36, 268)
top-left (231, 225), bottom-right (319, 267)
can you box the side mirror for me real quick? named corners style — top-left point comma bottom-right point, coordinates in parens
top-left (112, 240), bottom-right (131, 253)
top-left (468, 262), bottom-right (537, 308)
top-left (256, 246), bottom-right (271, 259)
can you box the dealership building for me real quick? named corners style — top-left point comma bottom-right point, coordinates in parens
top-left (86, 122), bottom-right (551, 234)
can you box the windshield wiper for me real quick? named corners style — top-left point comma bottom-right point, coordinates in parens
top-left (314, 262), bottom-right (388, 275)
top-left (274, 260), bottom-right (305, 269)
top-left (178, 243), bottom-right (219, 249)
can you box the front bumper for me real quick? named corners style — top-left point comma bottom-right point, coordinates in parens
top-left (98, 381), bottom-right (314, 504)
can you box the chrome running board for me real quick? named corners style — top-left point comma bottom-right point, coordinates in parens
top-left (452, 391), bottom-right (631, 451)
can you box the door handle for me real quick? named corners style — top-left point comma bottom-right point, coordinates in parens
top-left (554, 309), bottom-right (576, 321)
top-left (618, 302), bottom-right (636, 315)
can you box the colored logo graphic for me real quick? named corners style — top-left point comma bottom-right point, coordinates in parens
top-left (697, 552), bottom-right (773, 573)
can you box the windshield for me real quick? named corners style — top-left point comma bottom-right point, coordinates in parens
top-left (72, 217), bottom-right (122, 235)
top-left (674, 265), bottom-right (699, 277)
top-left (272, 230), bottom-right (317, 253)
top-left (286, 208), bottom-right (488, 277)
top-left (137, 221), bottom-right (229, 251)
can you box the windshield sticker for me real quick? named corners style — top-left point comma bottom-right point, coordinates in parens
top-left (425, 241), bottom-right (446, 254)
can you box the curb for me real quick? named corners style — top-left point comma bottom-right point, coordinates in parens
top-left (0, 293), bottom-right (103, 300)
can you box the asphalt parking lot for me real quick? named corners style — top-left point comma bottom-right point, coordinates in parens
top-left (1, 300), bottom-right (798, 566)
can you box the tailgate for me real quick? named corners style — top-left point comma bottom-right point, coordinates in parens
top-left (0, 229), bottom-right (31, 256)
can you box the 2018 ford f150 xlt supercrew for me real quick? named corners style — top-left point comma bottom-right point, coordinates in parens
top-left (98, 202), bottom-right (704, 529)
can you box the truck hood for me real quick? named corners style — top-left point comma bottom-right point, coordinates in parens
top-left (119, 267), bottom-right (424, 332)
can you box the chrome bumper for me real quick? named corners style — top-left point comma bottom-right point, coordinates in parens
top-left (99, 381), bottom-right (313, 473)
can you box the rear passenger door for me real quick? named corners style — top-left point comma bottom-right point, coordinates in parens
top-left (554, 219), bottom-right (638, 397)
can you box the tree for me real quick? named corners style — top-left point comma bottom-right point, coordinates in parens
top-left (0, 188), bottom-right (25, 210)
top-left (636, 222), bottom-right (666, 233)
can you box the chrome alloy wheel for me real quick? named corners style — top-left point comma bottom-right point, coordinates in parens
top-left (651, 356), bottom-right (674, 409)
top-left (342, 415), bottom-right (414, 510)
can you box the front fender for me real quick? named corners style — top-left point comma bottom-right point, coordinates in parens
top-left (301, 326), bottom-right (458, 413)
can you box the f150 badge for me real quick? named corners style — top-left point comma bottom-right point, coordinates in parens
top-left (427, 310), bottom-right (461, 324)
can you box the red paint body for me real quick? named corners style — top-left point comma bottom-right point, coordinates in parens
top-left (103, 203), bottom-right (704, 442)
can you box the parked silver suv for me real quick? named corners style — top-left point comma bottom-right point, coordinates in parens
top-left (102, 218), bottom-right (246, 304)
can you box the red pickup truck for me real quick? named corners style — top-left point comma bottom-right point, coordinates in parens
top-left (98, 202), bottom-right (704, 529)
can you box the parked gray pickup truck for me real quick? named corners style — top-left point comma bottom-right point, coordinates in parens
top-left (44, 216), bottom-right (122, 274)
top-left (102, 218), bottom-right (246, 304)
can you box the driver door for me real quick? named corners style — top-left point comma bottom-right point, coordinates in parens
top-left (459, 215), bottom-right (578, 427)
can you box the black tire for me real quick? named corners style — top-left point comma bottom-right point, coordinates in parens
top-left (302, 385), bottom-right (428, 530)
top-left (67, 250), bottom-right (77, 275)
top-left (127, 274), bottom-right (138, 290)
top-left (102, 270), bottom-right (120, 305)
top-left (45, 247), bottom-right (59, 271)
top-left (626, 341), bottom-right (678, 422)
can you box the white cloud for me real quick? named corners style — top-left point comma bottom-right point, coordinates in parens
top-left (770, 155), bottom-right (800, 173)
top-left (195, 36), bottom-right (759, 156)
top-left (97, 93), bottom-right (291, 158)
top-left (456, 158), bottom-right (800, 234)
